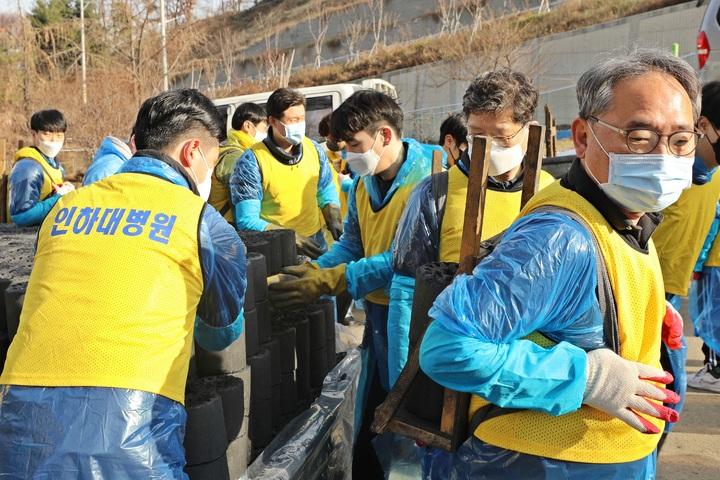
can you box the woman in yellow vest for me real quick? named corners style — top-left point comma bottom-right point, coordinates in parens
top-left (8, 109), bottom-right (75, 226)
top-left (268, 90), bottom-right (445, 478)
top-left (209, 102), bottom-right (268, 223)
top-left (229, 88), bottom-right (342, 259)
top-left (0, 89), bottom-right (247, 478)
top-left (419, 47), bottom-right (695, 479)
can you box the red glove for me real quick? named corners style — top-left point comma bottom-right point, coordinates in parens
top-left (662, 301), bottom-right (684, 350)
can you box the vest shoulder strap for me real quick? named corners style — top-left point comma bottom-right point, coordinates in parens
top-left (431, 170), bottom-right (449, 229)
top-left (466, 204), bottom-right (619, 435)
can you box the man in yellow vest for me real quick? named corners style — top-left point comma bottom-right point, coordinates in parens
top-left (0, 89), bottom-right (247, 477)
top-left (7, 109), bottom-right (75, 226)
top-left (438, 112), bottom-right (468, 168)
top-left (268, 90), bottom-right (444, 477)
top-left (229, 88), bottom-right (342, 258)
top-left (419, 46), bottom-right (696, 478)
top-left (651, 80), bottom-right (720, 443)
top-left (209, 102), bottom-right (268, 223)
top-left (390, 70), bottom-right (555, 393)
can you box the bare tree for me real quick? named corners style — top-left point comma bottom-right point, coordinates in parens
top-left (436, 0), bottom-right (462, 35)
top-left (367, 0), bottom-right (384, 54)
top-left (307, 2), bottom-right (331, 69)
top-left (218, 30), bottom-right (236, 87)
top-left (463, 0), bottom-right (488, 40)
top-left (342, 18), bottom-right (364, 65)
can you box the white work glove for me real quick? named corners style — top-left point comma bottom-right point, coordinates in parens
top-left (583, 348), bottom-right (680, 434)
top-left (52, 182), bottom-right (75, 195)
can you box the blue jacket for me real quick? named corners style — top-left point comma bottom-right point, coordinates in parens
top-left (82, 136), bottom-right (132, 186)
top-left (0, 151), bottom-right (246, 478)
top-left (8, 149), bottom-right (65, 227)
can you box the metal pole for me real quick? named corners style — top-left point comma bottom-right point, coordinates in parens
top-left (160, 0), bottom-right (168, 91)
top-left (80, 0), bottom-right (87, 103)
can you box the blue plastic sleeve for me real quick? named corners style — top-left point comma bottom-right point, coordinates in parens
top-left (345, 250), bottom-right (394, 300)
top-left (229, 149), bottom-right (263, 204)
top-left (315, 179), bottom-right (364, 268)
top-left (195, 205), bottom-right (247, 351)
top-left (388, 273), bottom-right (416, 388)
top-left (317, 182), bottom-right (340, 209)
top-left (419, 212), bottom-right (607, 413)
top-left (234, 199), bottom-right (270, 231)
top-left (391, 177), bottom-right (439, 277)
top-left (10, 194), bottom-right (60, 227)
top-left (82, 157), bottom-right (125, 186)
top-left (8, 160), bottom-right (48, 219)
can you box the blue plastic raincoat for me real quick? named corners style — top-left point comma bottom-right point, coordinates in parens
top-left (82, 136), bottom-right (133, 186)
top-left (8, 147), bottom-right (65, 227)
top-left (419, 160), bottom-right (658, 478)
top-left (0, 152), bottom-right (247, 479)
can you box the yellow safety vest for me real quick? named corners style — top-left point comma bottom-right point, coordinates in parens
top-left (0, 172), bottom-right (205, 405)
top-left (655, 172), bottom-right (720, 286)
top-left (438, 167), bottom-right (555, 262)
top-left (705, 216), bottom-right (720, 267)
top-left (7, 146), bottom-right (65, 221)
top-left (253, 137), bottom-right (323, 236)
top-left (209, 129), bottom-right (258, 223)
top-left (356, 180), bottom-right (418, 305)
top-left (468, 181), bottom-right (665, 463)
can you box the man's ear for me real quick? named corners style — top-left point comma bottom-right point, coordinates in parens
top-left (179, 139), bottom-right (201, 168)
top-left (697, 116), bottom-right (711, 131)
top-left (443, 134), bottom-right (455, 150)
top-left (129, 134), bottom-right (137, 154)
top-left (380, 126), bottom-right (395, 147)
top-left (571, 117), bottom-right (589, 159)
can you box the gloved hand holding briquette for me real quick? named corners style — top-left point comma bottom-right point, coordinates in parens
top-left (267, 263), bottom-right (347, 311)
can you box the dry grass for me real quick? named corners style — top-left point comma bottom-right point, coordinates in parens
top-left (0, 0), bottom-right (691, 174)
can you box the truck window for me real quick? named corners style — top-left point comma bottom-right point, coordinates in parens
top-left (306, 95), bottom-right (334, 143)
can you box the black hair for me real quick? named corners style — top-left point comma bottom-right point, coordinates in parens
top-left (132, 88), bottom-right (226, 151)
top-left (463, 69), bottom-right (538, 125)
top-left (231, 102), bottom-right (267, 130)
top-left (266, 88), bottom-right (306, 120)
top-left (30, 109), bottom-right (67, 132)
top-left (439, 112), bottom-right (467, 147)
top-left (702, 81), bottom-right (720, 128)
top-left (331, 90), bottom-right (403, 142)
top-left (318, 113), bottom-right (332, 138)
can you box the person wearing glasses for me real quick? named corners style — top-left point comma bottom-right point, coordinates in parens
top-left (419, 46), bottom-right (699, 478)
top-left (389, 70), bottom-right (556, 478)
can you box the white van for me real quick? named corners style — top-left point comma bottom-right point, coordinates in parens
top-left (698, 0), bottom-right (720, 83)
top-left (212, 79), bottom-right (397, 143)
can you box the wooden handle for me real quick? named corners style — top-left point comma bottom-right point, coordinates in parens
top-left (432, 149), bottom-right (444, 175)
top-left (520, 124), bottom-right (545, 210)
top-left (458, 135), bottom-right (492, 275)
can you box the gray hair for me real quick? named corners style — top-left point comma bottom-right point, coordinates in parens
top-left (576, 46), bottom-right (701, 122)
top-left (463, 69), bottom-right (539, 125)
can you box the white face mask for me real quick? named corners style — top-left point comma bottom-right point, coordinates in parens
top-left (279, 120), bottom-right (305, 145)
top-left (488, 128), bottom-right (527, 176)
top-left (190, 148), bottom-right (213, 201)
top-left (38, 140), bottom-right (63, 159)
top-left (346, 131), bottom-right (386, 177)
top-left (588, 125), bottom-right (693, 212)
top-left (466, 128), bottom-right (527, 177)
top-left (253, 124), bottom-right (267, 143)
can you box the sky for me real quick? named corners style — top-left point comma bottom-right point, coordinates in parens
top-left (0, 0), bottom-right (36, 15)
